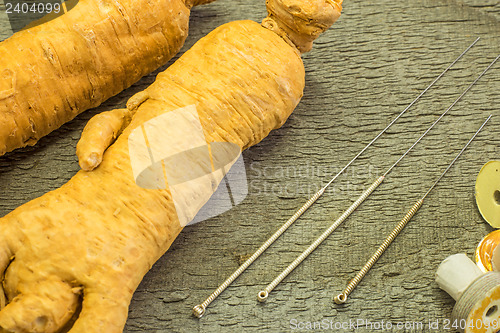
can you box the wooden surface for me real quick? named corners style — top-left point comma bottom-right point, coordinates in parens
top-left (0, 0), bottom-right (499, 332)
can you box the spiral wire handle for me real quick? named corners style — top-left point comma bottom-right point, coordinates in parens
top-left (334, 199), bottom-right (424, 304)
top-left (192, 38), bottom-right (480, 318)
top-left (334, 115), bottom-right (492, 305)
top-left (258, 176), bottom-right (385, 302)
top-left (192, 187), bottom-right (325, 318)
top-left (257, 56), bottom-right (497, 302)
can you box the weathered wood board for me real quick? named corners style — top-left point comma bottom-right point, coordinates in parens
top-left (0, 0), bottom-right (499, 332)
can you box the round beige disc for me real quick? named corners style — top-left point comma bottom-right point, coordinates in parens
top-left (476, 161), bottom-right (500, 228)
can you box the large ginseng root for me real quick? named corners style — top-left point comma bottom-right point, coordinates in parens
top-left (0, 0), bottom-right (342, 332)
top-left (0, 0), bottom-right (215, 156)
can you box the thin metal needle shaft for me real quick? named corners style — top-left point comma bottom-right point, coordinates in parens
top-left (334, 115), bottom-right (491, 304)
top-left (384, 54), bottom-right (499, 177)
top-left (257, 176), bottom-right (385, 303)
top-left (324, 36), bottom-right (480, 190)
top-left (257, 58), bottom-right (497, 302)
top-left (192, 40), bottom-right (479, 318)
top-left (422, 114), bottom-right (492, 199)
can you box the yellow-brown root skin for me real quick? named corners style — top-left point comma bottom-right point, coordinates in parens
top-left (76, 108), bottom-right (133, 171)
top-left (265, 0), bottom-right (342, 53)
top-left (0, 0), bottom-right (195, 156)
top-left (79, 0), bottom-right (343, 171)
top-left (0, 20), bottom-right (305, 332)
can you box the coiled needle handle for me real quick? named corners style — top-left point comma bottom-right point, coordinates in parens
top-left (334, 199), bottom-right (424, 304)
top-left (256, 56), bottom-right (497, 303)
top-left (257, 176), bottom-right (385, 302)
top-left (192, 39), bottom-right (480, 319)
top-left (192, 188), bottom-right (324, 318)
top-left (334, 115), bottom-right (492, 304)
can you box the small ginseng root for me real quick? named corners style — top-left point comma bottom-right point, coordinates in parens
top-left (0, 0), bottom-right (215, 156)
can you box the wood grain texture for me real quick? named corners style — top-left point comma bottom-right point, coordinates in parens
top-left (0, 0), bottom-right (499, 332)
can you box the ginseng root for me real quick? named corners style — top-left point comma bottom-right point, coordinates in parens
top-left (0, 0), bottom-right (342, 331)
top-left (0, 0), bottom-right (215, 156)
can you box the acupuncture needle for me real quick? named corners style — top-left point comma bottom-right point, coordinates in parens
top-left (192, 38), bottom-right (479, 318)
top-left (192, 39), bottom-right (479, 318)
top-left (334, 114), bottom-right (492, 305)
top-left (257, 55), bottom-right (498, 302)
